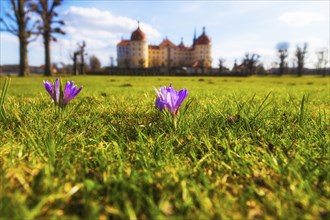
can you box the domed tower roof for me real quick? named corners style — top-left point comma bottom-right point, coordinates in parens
top-left (130, 25), bottom-right (146, 41)
top-left (195, 27), bottom-right (211, 45)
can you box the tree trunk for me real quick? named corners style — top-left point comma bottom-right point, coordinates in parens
top-left (44, 31), bottom-right (52, 76)
top-left (19, 37), bottom-right (29, 77)
top-left (297, 62), bottom-right (303, 77)
top-left (73, 52), bottom-right (77, 75)
top-left (279, 60), bottom-right (284, 76)
top-left (80, 52), bottom-right (85, 75)
top-left (18, 0), bottom-right (29, 77)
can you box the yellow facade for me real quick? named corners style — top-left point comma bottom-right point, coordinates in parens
top-left (129, 41), bottom-right (149, 68)
top-left (117, 26), bottom-right (212, 69)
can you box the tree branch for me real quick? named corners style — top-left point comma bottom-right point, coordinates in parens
top-left (0, 18), bottom-right (18, 35)
top-left (52, 27), bottom-right (65, 35)
top-left (10, 0), bottom-right (19, 23)
top-left (51, 20), bottom-right (65, 25)
top-left (50, 0), bottom-right (62, 14)
top-left (27, 32), bottom-right (40, 43)
top-left (28, 20), bottom-right (41, 33)
top-left (5, 12), bottom-right (17, 23)
top-left (28, 3), bottom-right (43, 14)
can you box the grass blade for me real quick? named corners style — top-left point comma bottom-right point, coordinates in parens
top-left (0, 77), bottom-right (11, 121)
top-left (299, 94), bottom-right (308, 126)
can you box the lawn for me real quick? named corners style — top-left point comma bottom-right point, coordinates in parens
top-left (1, 75), bottom-right (329, 219)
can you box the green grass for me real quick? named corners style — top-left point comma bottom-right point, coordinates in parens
top-left (1, 75), bottom-right (329, 219)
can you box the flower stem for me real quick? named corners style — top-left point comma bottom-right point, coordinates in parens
top-left (172, 114), bottom-right (177, 131)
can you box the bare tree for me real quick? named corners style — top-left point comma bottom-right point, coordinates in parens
top-left (276, 42), bottom-right (289, 76)
top-left (70, 50), bottom-right (79, 75)
top-left (255, 64), bottom-right (266, 75)
top-left (30, 0), bottom-right (65, 76)
top-left (89, 55), bottom-right (101, 71)
top-left (295, 43), bottom-right (308, 77)
top-left (0, 0), bottom-right (39, 77)
top-left (243, 53), bottom-right (260, 75)
top-left (218, 58), bottom-right (225, 74)
top-left (110, 56), bottom-right (114, 67)
top-left (232, 59), bottom-right (238, 72)
top-left (77, 41), bottom-right (86, 75)
top-left (315, 48), bottom-right (329, 76)
top-left (69, 41), bottom-right (86, 75)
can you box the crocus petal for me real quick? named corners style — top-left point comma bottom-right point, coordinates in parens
top-left (155, 97), bottom-right (165, 111)
top-left (154, 83), bottom-right (188, 115)
top-left (62, 81), bottom-right (82, 106)
top-left (175, 89), bottom-right (188, 114)
top-left (177, 89), bottom-right (188, 106)
top-left (154, 87), bottom-right (161, 96)
top-left (44, 78), bottom-right (82, 108)
top-left (166, 91), bottom-right (176, 114)
top-left (156, 86), bottom-right (167, 100)
top-left (54, 78), bottom-right (60, 104)
top-left (63, 81), bottom-right (73, 105)
top-left (73, 86), bottom-right (82, 97)
top-left (43, 80), bottom-right (54, 97)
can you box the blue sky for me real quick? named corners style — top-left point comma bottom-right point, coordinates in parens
top-left (1, 0), bottom-right (329, 69)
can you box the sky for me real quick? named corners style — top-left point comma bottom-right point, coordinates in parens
top-left (0, 0), bottom-right (329, 69)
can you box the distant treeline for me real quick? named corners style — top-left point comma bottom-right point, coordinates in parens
top-left (88, 67), bottom-right (329, 77)
top-left (1, 65), bottom-right (329, 77)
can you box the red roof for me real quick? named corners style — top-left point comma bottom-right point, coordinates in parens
top-left (149, 45), bottom-right (160, 49)
top-left (177, 42), bottom-right (191, 51)
top-left (159, 38), bottom-right (176, 48)
top-left (131, 27), bottom-right (146, 41)
top-left (117, 40), bottom-right (130, 46)
top-left (195, 34), bottom-right (211, 45)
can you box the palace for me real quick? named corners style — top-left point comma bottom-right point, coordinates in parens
top-left (117, 24), bottom-right (212, 69)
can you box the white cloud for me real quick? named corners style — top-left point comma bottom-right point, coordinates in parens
top-left (279, 11), bottom-right (325, 27)
top-left (64, 6), bottom-right (161, 40)
top-left (55, 6), bottom-right (162, 66)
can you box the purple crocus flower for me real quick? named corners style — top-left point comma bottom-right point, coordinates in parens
top-left (43, 78), bottom-right (82, 108)
top-left (43, 78), bottom-right (60, 104)
top-left (62, 81), bottom-right (83, 106)
top-left (155, 83), bottom-right (188, 116)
